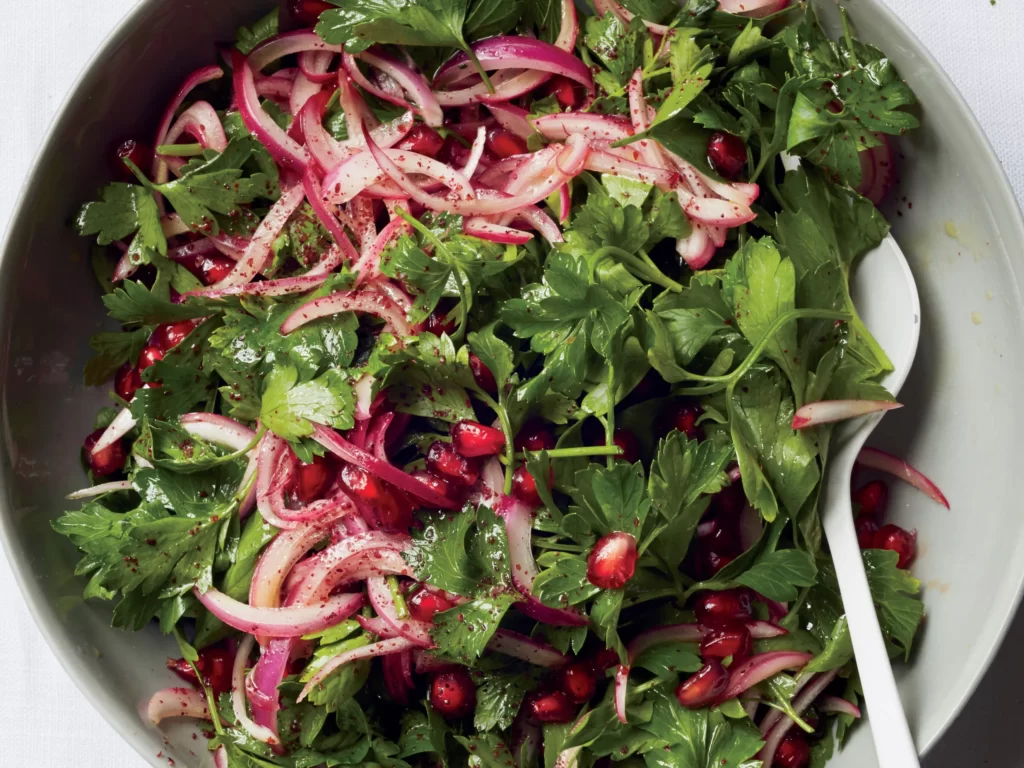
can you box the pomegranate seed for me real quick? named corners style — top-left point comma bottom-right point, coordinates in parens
top-left (693, 589), bottom-right (753, 629)
top-left (874, 524), bottom-right (916, 568)
top-left (703, 550), bottom-right (734, 575)
top-left (138, 345), bottom-right (164, 372)
top-left (590, 648), bottom-right (621, 672)
top-left (468, 353), bottom-right (498, 395)
top-left (669, 401), bottom-right (704, 441)
top-left (342, 465), bottom-right (413, 530)
top-left (430, 668), bottom-right (476, 718)
top-left (699, 521), bottom-right (741, 559)
top-left (425, 307), bottom-right (457, 337)
top-left (408, 590), bottom-right (456, 622)
top-left (113, 139), bottom-right (152, 182)
top-left (606, 429), bottom-right (640, 463)
top-left (853, 479), bottom-right (888, 521)
top-left (84, 428), bottom-right (126, 476)
top-left (550, 76), bottom-right (579, 109)
top-left (397, 125), bottom-right (446, 157)
top-left (700, 626), bottom-right (752, 660)
top-left (528, 690), bottom-right (576, 723)
top-left (152, 320), bottom-right (198, 351)
top-left (426, 441), bottom-right (481, 487)
top-left (674, 661), bottom-right (728, 709)
top-left (289, 0), bottom-right (333, 25)
top-left (115, 363), bottom-right (142, 402)
top-left (166, 643), bottom-right (235, 695)
top-left (514, 420), bottom-right (556, 452)
top-left (294, 454), bottom-right (333, 504)
top-left (774, 732), bottom-right (811, 768)
top-left (450, 421), bottom-right (506, 458)
top-left (855, 516), bottom-right (879, 549)
top-left (166, 657), bottom-right (200, 687)
top-left (486, 127), bottom-right (528, 159)
top-left (196, 253), bottom-right (235, 286)
top-left (559, 663), bottom-right (597, 703)
top-left (411, 470), bottom-right (464, 505)
top-left (707, 131), bottom-right (747, 180)
top-left (586, 532), bottom-right (638, 590)
top-left (512, 465), bottom-right (551, 507)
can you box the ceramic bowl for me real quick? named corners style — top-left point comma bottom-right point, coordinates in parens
top-left (1, 1), bottom-right (1023, 766)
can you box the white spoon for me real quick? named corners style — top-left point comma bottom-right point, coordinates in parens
top-left (819, 234), bottom-right (921, 768)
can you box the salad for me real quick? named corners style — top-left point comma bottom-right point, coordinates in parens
top-left (57, 0), bottom-right (950, 766)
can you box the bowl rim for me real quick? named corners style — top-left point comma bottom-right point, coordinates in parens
top-left (2, 0), bottom-right (1024, 765)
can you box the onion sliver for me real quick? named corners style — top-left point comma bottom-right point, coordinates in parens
top-left (856, 446), bottom-right (950, 508)
top-left (195, 587), bottom-right (365, 637)
top-left (298, 637), bottom-right (417, 702)
top-left (791, 399), bottom-right (902, 429)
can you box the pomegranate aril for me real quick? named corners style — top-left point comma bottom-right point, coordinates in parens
top-left (469, 353), bottom-right (498, 395)
top-left (430, 668), bottom-right (476, 719)
top-left (606, 429), bottom-right (640, 463)
top-left (855, 516), bottom-right (879, 550)
top-left (426, 441), bottom-right (481, 487)
top-left (196, 253), bottom-right (235, 286)
top-left (138, 345), bottom-right (164, 372)
top-left (166, 657), bottom-right (201, 687)
top-left (166, 644), bottom-right (234, 695)
top-left (852, 479), bottom-right (888, 521)
top-left (669, 401), bottom-right (704, 441)
top-left (451, 420), bottom-right (506, 458)
top-left (586, 532), bottom-right (638, 589)
top-left (425, 306), bottom-right (457, 337)
top-left (411, 470), bottom-right (464, 505)
top-left (774, 732), bottom-right (811, 768)
top-left (115, 363), bottom-right (142, 403)
top-left (559, 663), bottom-right (597, 703)
top-left (706, 131), bottom-right (747, 180)
top-left (486, 127), bottom-right (528, 159)
top-left (701, 522), bottom-right (741, 559)
top-left (408, 589), bottom-right (456, 622)
top-left (873, 523), bottom-right (916, 568)
top-left (341, 465), bottom-right (413, 530)
top-left (528, 690), bottom-right (576, 723)
top-left (152, 320), bottom-right (198, 352)
top-left (289, 0), bottom-right (333, 25)
top-left (549, 76), bottom-right (579, 109)
top-left (590, 647), bottom-right (621, 672)
top-left (699, 626), bottom-right (752, 660)
top-left (693, 589), bottom-right (753, 629)
top-left (511, 465), bottom-right (551, 507)
top-left (674, 661), bottom-right (728, 709)
top-left (84, 428), bottom-right (126, 476)
top-left (113, 139), bottom-right (152, 182)
top-left (295, 454), bottom-right (333, 504)
top-left (397, 125), bottom-right (446, 157)
top-left (514, 420), bottom-right (556, 452)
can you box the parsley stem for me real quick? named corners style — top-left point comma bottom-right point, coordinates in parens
top-left (387, 575), bottom-right (410, 619)
top-left (593, 246), bottom-right (682, 292)
top-left (605, 364), bottom-right (617, 468)
top-left (464, 48), bottom-right (495, 94)
top-left (156, 143), bottom-right (204, 157)
top-left (514, 446), bottom-right (621, 460)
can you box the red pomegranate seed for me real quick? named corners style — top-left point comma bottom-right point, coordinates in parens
top-left (704, 550), bottom-right (734, 575)
top-left (138, 345), bottom-right (164, 372)
top-left (586, 532), bottom-right (638, 590)
top-left (669, 401), bottom-right (704, 441)
top-left (528, 690), bottom-right (576, 723)
top-left (341, 465), bottom-right (413, 530)
top-left (874, 523), bottom-right (916, 568)
top-left (166, 657), bottom-right (200, 687)
top-left (451, 420), bottom-right (506, 458)
top-left (430, 668), bottom-right (476, 718)
top-left (706, 131), bottom-right (747, 180)
top-left (113, 139), bottom-right (152, 182)
top-left (693, 589), bottom-right (753, 629)
top-left (289, 0), bottom-right (333, 25)
top-left (411, 470), bottom-right (464, 505)
top-left (549, 76), bottom-right (579, 109)
top-left (425, 307), bottom-right (457, 337)
top-left (590, 648), bottom-right (620, 672)
top-left (559, 663), bottom-right (597, 704)
top-left (606, 429), bottom-right (640, 463)
top-left (486, 127), bottom-right (528, 159)
top-left (774, 732), bottom-right (811, 768)
top-left (512, 465), bottom-right (551, 507)
top-left (468, 353), bottom-right (498, 395)
top-left (153, 320), bottom-right (198, 351)
top-left (84, 428), bottom-right (126, 476)
top-left (397, 125), bottom-right (446, 157)
top-left (514, 420), bottom-right (556, 452)
top-left (426, 441), bottom-right (481, 487)
top-left (700, 521), bottom-right (741, 559)
top-left (295, 454), bottom-right (333, 504)
top-left (853, 479), bottom-right (888, 521)
top-left (196, 253), bottom-right (235, 286)
top-left (699, 626), bottom-right (753, 660)
top-left (166, 643), bottom-right (235, 695)
top-left (855, 516), bottom-right (879, 550)
top-left (674, 661), bottom-right (728, 709)
top-left (115, 363), bottom-right (142, 402)
top-left (408, 589), bottom-right (456, 622)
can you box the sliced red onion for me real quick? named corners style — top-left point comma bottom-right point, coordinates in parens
top-left (195, 587), bottom-right (365, 637)
top-left (488, 630), bottom-right (568, 667)
top-left (856, 446), bottom-right (950, 508)
top-left (287, 543), bottom-right (412, 606)
top-left (299, 637), bottom-right (417, 702)
top-left (367, 577), bottom-right (435, 647)
top-left (255, 72), bottom-right (296, 104)
top-left (66, 480), bottom-right (133, 500)
top-left (322, 145), bottom-right (473, 206)
top-left (676, 225), bottom-right (716, 269)
top-left (250, 524), bottom-right (330, 613)
top-left (147, 687), bottom-right (211, 725)
top-left (414, 650), bottom-right (454, 674)
top-left (280, 289), bottom-right (413, 337)
top-left (514, 205), bottom-right (564, 244)
top-left (856, 134), bottom-right (895, 205)
top-left (434, 37), bottom-right (594, 96)
top-left (168, 238), bottom-right (220, 267)
top-left (152, 65), bottom-right (225, 177)
top-left (161, 213), bottom-right (191, 238)
top-left (303, 168), bottom-right (361, 264)
top-left (369, 279), bottom-right (414, 315)
top-left (231, 635), bottom-right (279, 745)
top-left (721, 651), bottom-right (814, 700)
top-left (532, 113), bottom-right (633, 142)
top-left (213, 746), bottom-right (229, 768)
top-left (249, 31), bottom-right (342, 74)
top-left (290, 69), bottom-right (323, 117)
top-left (246, 638), bottom-right (291, 742)
top-left (626, 623), bottom-right (704, 660)
top-left (312, 425), bottom-right (459, 509)
top-left (718, 0), bottom-right (788, 18)
top-left (300, 92), bottom-right (352, 174)
top-left (179, 413), bottom-right (255, 451)
top-left (234, 51), bottom-right (309, 172)
top-left (593, 0), bottom-right (673, 36)
top-left (758, 670), bottom-right (839, 765)
top-left (90, 407), bottom-right (136, 456)
top-left (585, 150), bottom-right (678, 190)
top-left (357, 614), bottom-right (397, 638)
top-left (383, 650), bottom-right (411, 704)
top-left (747, 620), bottom-right (788, 639)
top-left (212, 183), bottom-right (306, 288)
top-left (435, 69), bottom-right (552, 107)
top-left (462, 126), bottom-right (487, 178)
top-left (211, 231), bottom-right (250, 260)
top-left (351, 49), bottom-right (443, 127)
top-left (792, 399), bottom-right (902, 429)
top-left (486, 103), bottom-right (536, 141)
top-left (614, 665), bottom-right (629, 724)
top-left (818, 695), bottom-right (862, 718)
top-left (186, 272), bottom-right (332, 301)
top-left (163, 101), bottom-right (228, 156)
top-left (299, 50), bottom-right (337, 84)
top-left (255, 434), bottom-right (297, 529)
top-left (464, 218), bottom-right (533, 244)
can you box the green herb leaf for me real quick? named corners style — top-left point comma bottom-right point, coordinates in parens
top-left (260, 365), bottom-right (355, 440)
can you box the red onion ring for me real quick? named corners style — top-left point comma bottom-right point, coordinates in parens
top-left (146, 686), bottom-right (212, 725)
top-left (231, 635), bottom-right (279, 745)
top-left (233, 51), bottom-right (309, 172)
top-left (280, 289), bottom-right (413, 337)
top-left (348, 49), bottom-right (443, 127)
top-left (721, 651), bottom-right (814, 700)
top-left (488, 629), bottom-right (568, 667)
top-left (195, 587), bottom-right (365, 637)
top-left (298, 637), bottom-right (417, 702)
top-left (152, 65), bottom-right (224, 177)
top-left (303, 168), bottom-right (361, 264)
top-left (367, 577), bottom-right (435, 647)
top-left (856, 447), bottom-right (949, 508)
top-left (792, 399), bottom-right (902, 429)
top-left (434, 37), bottom-right (594, 96)
top-left (249, 31), bottom-right (341, 74)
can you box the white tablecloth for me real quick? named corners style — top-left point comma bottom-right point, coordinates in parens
top-left (1, 1), bottom-right (1022, 765)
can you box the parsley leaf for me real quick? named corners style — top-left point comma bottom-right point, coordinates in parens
top-left (102, 280), bottom-right (217, 325)
top-left (236, 8), bottom-right (279, 54)
top-left (75, 184), bottom-right (166, 258)
top-left (432, 593), bottom-right (519, 665)
top-left (734, 549), bottom-right (818, 602)
top-left (84, 328), bottom-right (149, 386)
top-left (570, 462), bottom-right (650, 538)
top-left (474, 668), bottom-right (538, 732)
top-left (378, 332), bottom-right (478, 423)
top-left (260, 365), bottom-right (354, 440)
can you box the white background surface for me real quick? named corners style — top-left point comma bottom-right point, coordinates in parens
top-left (1, 0), bottom-right (1023, 765)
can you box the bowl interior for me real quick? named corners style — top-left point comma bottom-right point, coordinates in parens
top-left (2, 1), bottom-right (1023, 766)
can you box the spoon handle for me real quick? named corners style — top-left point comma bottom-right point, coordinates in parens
top-left (822, 449), bottom-right (920, 768)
